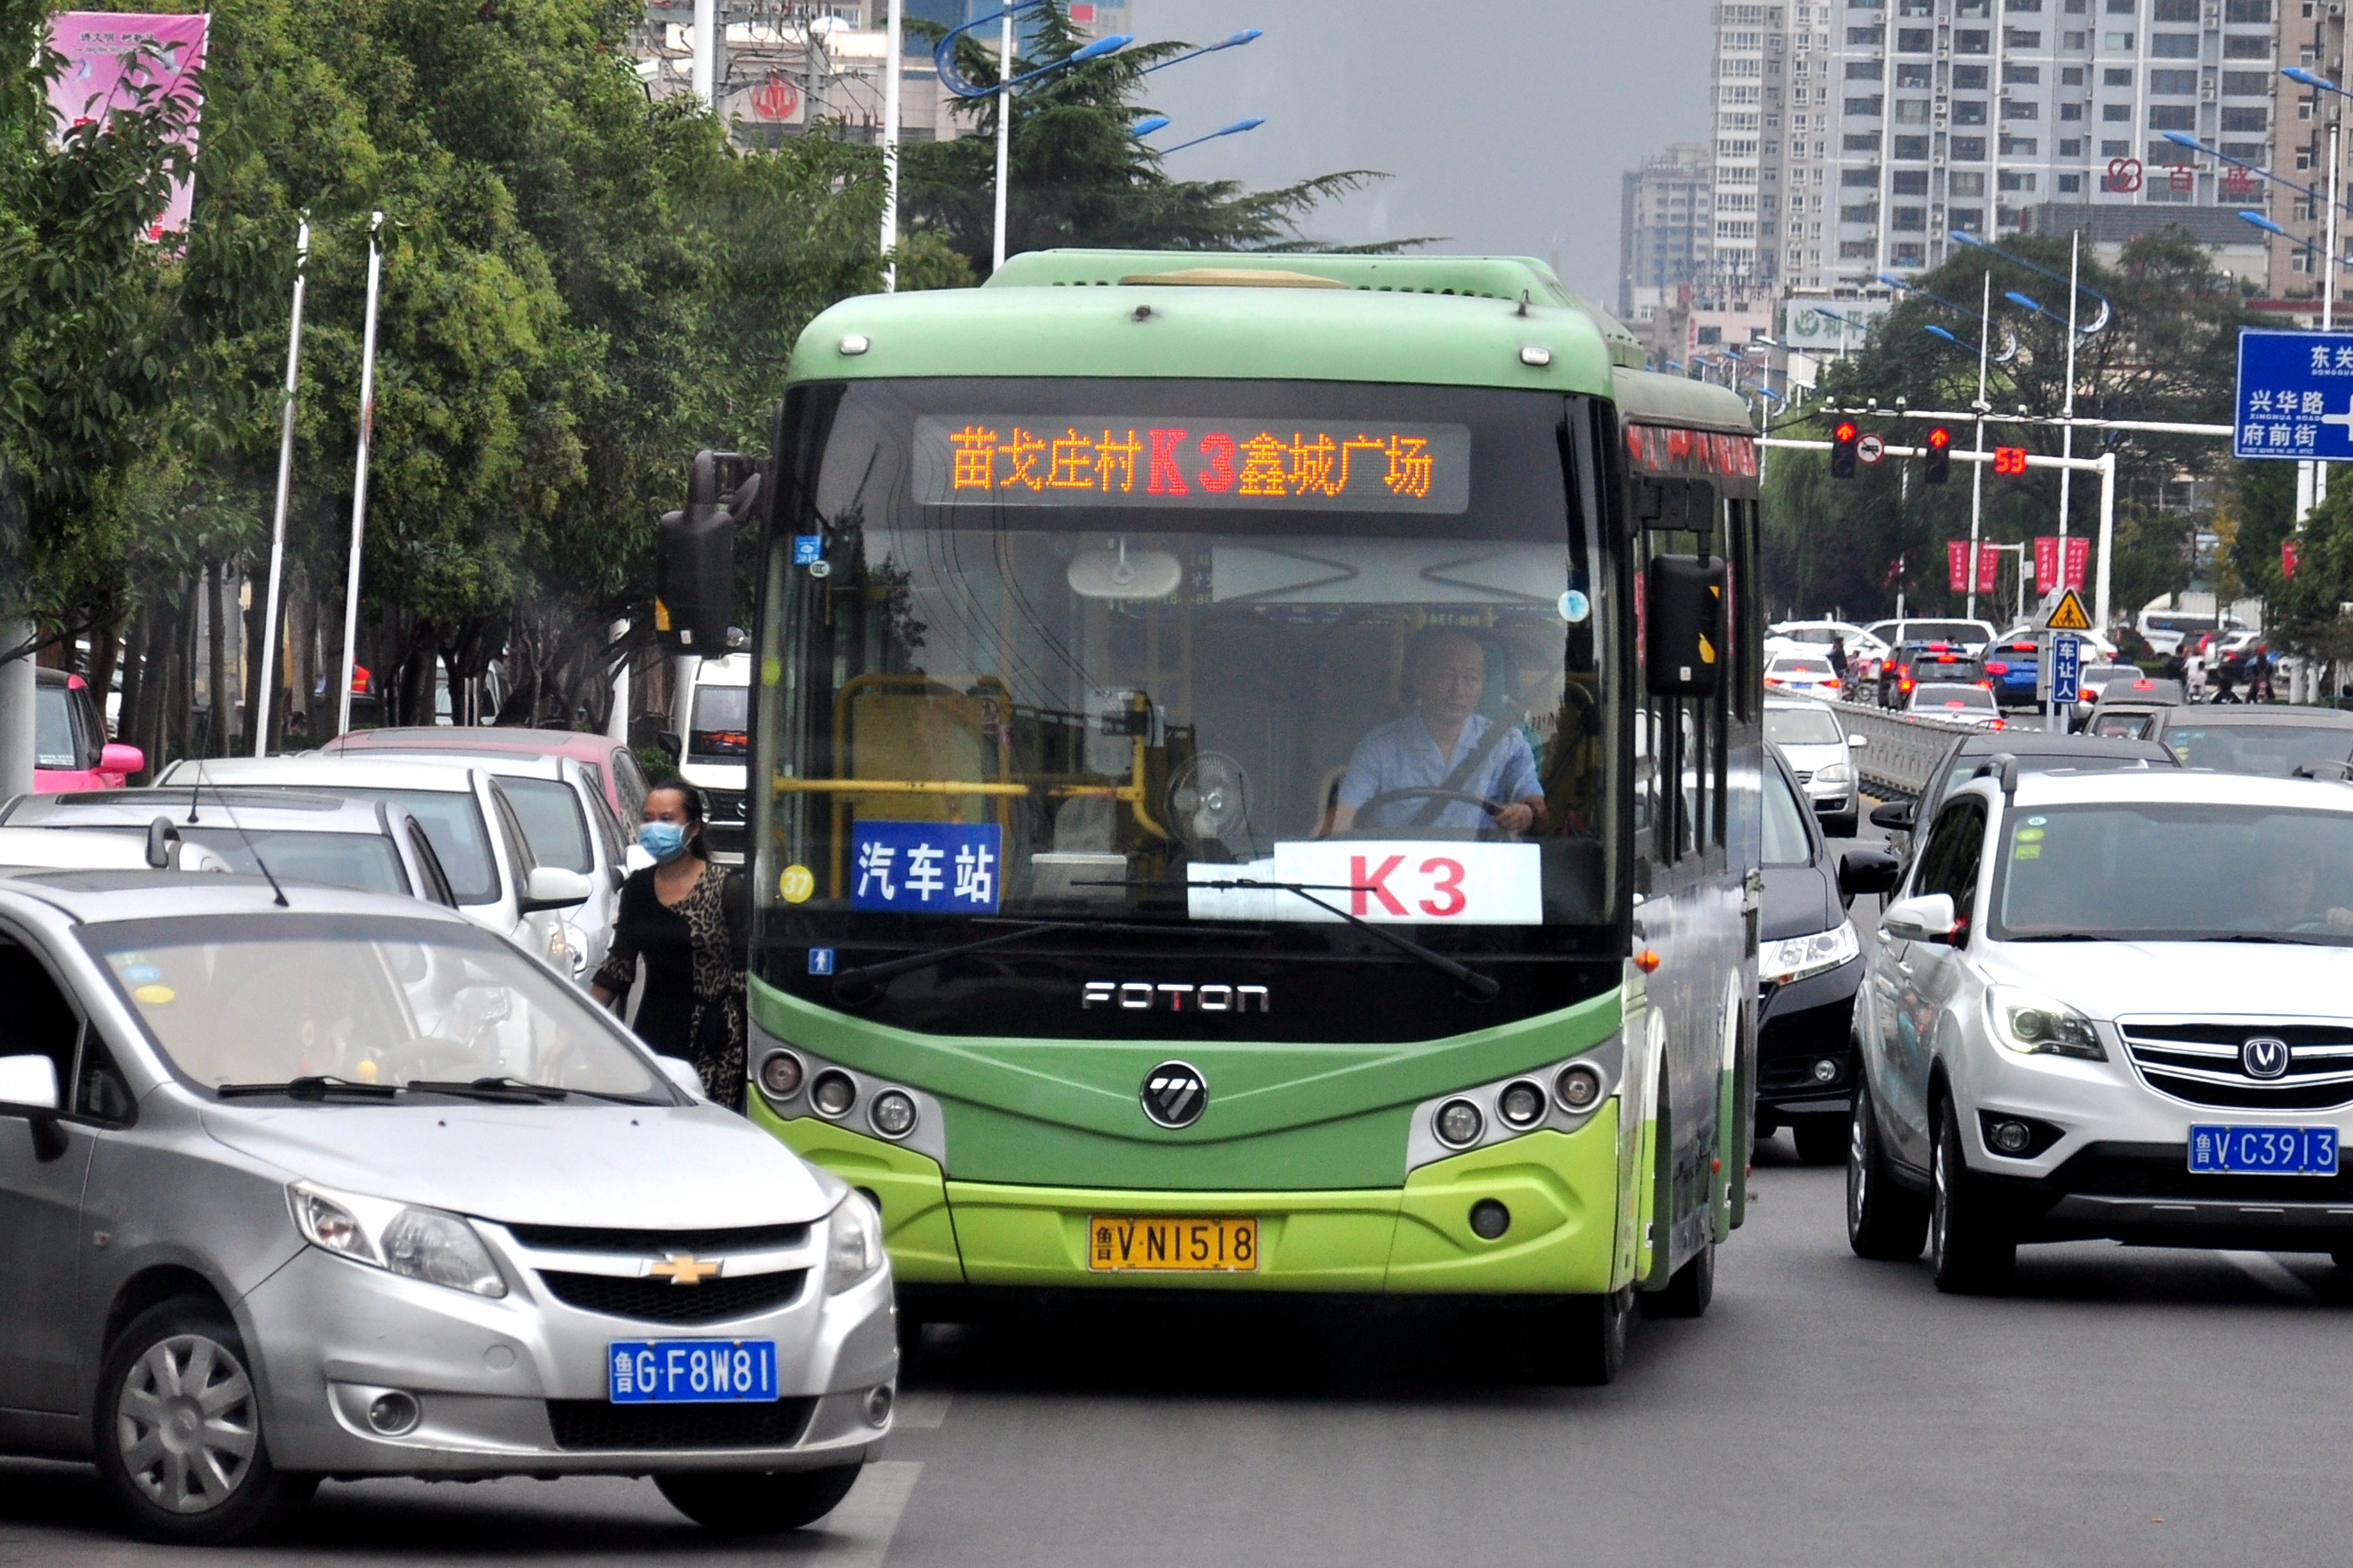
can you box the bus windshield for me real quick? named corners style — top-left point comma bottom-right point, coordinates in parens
top-left (758, 378), bottom-right (1612, 956)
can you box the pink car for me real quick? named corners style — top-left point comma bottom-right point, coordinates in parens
top-left (323, 726), bottom-right (653, 826)
top-left (35, 669), bottom-right (142, 792)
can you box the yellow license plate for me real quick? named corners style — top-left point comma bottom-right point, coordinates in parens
top-left (1087, 1215), bottom-right (1258, 1272)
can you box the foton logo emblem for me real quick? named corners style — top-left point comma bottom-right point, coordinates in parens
top-left (1083, 982), bottom-right (1270, 1013)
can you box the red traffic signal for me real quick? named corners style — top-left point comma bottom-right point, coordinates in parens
top-left (1992, 445), bottom-right (2029, 476)
top-left (1830, 420), bottom-right (1859, 479)
top-left (1924, 425), bottom-right (1952, 485)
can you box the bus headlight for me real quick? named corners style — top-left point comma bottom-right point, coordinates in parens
top-left (1433, 1099), bottom-right (1483, 1148)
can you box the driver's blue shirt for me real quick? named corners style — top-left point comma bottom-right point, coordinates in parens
top-left (1336, 711), bottom-right (1543, 831)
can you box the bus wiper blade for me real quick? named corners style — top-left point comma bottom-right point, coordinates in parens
top-left (1170, 877), bottom-right (1501, 1000)
top-left (830, 919), bottom-right (1276, 1002)
top-left (215, 1075), bottom-right (398, 1101)
top-left (403, 1076), bottom-right (570, 1103)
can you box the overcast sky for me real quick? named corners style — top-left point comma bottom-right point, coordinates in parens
top-left (1129, 0), bottom-right (1716, 308)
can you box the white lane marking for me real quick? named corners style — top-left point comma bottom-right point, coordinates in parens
top-left (2221, 1251), bottom-right (2316, 1299)
top-left (894, 1389), bottom-right (952, 1430)
top-left (807, 1460), bottom-right (922, 1568)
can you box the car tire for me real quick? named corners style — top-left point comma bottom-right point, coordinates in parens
top-left (1644, 1240), bottom-right (1716, 1320)
top-left (93, 1299), bottom-right (315, 1546)
top-left (1793, 1116), bottom-right (1848, 1166)
top-left (657, 1463), bottom-right (864, 1532)
top-left (1825, 809), bottom-right (1858, 839)
top-left (1847, 1075), bottom-right (1928, 1261)
top-left (1532, 1287), bottom-right (1636, 1386)
top-left (1931, 1099), bottom-right (2015, 1295)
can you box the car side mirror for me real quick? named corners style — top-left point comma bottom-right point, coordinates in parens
top-left (1882, 893), bottom-right (1958, 944)
top-left (1837, 848), bottom-right (1902, 905)
top-left (1849, 733), bottom-right (1869, 749)
top-left (1868, 800), bottom-right (1915, 831)
top-left (520, 866), bottom-right (594, 912)
top-left (656, 730), bottom-right (683, 763)
top-left (145, 815), bottom-right (181, 869)
top-left (0, 1053), bottom-right (59, 1112)
top-left (101, 742), bottom-right (145, 777)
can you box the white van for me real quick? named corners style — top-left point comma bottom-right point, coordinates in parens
top-left (674, 654), bottom-right (750, 865)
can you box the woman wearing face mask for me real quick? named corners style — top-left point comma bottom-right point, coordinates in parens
top-left (590, 784), bottom-right (749, 1109)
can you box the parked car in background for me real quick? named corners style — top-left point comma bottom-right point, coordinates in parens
top-left (155, 757), bottom-right (590, 979)
top-left (675, 655), bottom-right (750, 865)
top-left (1, 789), bottom-right (457, 907)
top-left (2138, 706), bottom-right (2353, 777)
top-left (1869, 730), bottom-right (2178, 873)
top-left (1977, 635), bottom-right (2042, 710)
top-left (1765, 653), bottom-right (1843, 702)
top-left (1906, 683), bottom-right (2005, 729)
top-left (1864, 617), bottom-right (1997, 657)
top-left (324, 726), bottom-right (653, 833)
top-left (1757, 745), bottom-right (1898, 1163)
top-left (1769, 620), bottom-right (1890, 680)
top-left (1879, 642), bottom-right (1980, 707)
top-left (1765, 698), bottom-right (1867, 838)
top-left (0, 875), bottom-right (895, 1543)
top-left (34, 671), bottom-right (141, 794)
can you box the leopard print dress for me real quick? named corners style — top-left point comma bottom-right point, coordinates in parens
top-left (594, 862), bottom-right (748, 1110)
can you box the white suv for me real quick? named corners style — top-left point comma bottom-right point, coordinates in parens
top-left (1847, 766), bottom-right (2353, 1292)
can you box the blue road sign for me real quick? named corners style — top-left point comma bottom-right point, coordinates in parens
top-left (2050, 634), bottom-right (2082, 706)
top-left (2235, 329), bottom-right (2353, 460)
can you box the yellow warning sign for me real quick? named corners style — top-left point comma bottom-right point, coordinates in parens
top-left (2044, 589), bottom-right (2092, 632)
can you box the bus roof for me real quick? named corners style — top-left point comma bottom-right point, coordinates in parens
top-left (786, 250), bottom-right (1758, 414)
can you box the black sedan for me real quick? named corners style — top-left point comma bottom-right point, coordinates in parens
top-left (1756, 744), bottom-right (1897, 1163)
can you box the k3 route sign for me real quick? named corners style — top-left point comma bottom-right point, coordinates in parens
top-left (2234, 329), bottom-right (2353, 461)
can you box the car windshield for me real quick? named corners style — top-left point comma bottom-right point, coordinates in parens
top-left (87, 915), bottom-right (666, 1096)
top-left (1992, 803), bottom-right (2353, 944)
top-left (497, 776), bottom-right (594, 873)
top-left (759, 377), bottom-right (1612, 944)
top-left (691, 683), bottom-right (750, 762)
top-left (1917, 684), bottom-right (1994, 710)
top-left (2162, 723), bottom-right (2353, 777)
top-left (1763, 767), bottom-right (1813, 865)
top-left (1765, 706), bottom-right (1844, 745)
top-left (178, 828), bottom-right (408, 893)
top-left (276, 787), bottom-right (499, 903)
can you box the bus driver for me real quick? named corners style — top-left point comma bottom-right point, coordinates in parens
top-left (1325, 630), bottom-right (1549, 837)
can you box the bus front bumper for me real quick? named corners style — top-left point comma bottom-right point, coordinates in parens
top-left (754, 1102), bottom-right (1621, 1296)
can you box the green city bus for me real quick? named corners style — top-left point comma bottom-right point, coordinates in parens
top-left (664, 251), bottom-right (1763, 1382)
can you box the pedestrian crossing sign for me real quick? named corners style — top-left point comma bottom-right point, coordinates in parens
top-left (2043, 589), bottom-right (2092, 632)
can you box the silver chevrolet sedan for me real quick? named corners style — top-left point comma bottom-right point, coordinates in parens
top-left (0, 870), bottom-right (895, 1545)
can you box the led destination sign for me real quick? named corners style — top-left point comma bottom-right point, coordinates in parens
top-left (913, 417), bottom-right (1472, 512)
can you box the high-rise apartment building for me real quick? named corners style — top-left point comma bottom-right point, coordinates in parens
top-left (1725, 0), bottom-right (2281, 295)
top-left (2266, 3), bottom-right (2345, 304)
top-left (1620, 143), bottom-right (1716, 315)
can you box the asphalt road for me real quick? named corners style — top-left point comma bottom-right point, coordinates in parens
top-left (8, 815), bottom-right (2350, 1565)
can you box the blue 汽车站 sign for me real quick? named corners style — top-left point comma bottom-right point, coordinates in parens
top-left (2234, 329), bottom-right (2353, 460)
top-left (848, 820), bottom-right (1002, 914)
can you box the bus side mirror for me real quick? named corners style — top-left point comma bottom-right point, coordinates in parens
top-left (654, 450), bottom-right (759, 654)
top-left (1645, 555), bottom-right (1725, 699)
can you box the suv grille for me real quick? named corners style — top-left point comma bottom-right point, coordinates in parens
top-left (504, 1221), bottom-right (808, 1253)
top-left (2119, 1019), bottom-right (2353, 1111)
top-left (538, 1270), bottom-right (806, 1323)
top-left (546, 1398), bottom-right (815, 1451)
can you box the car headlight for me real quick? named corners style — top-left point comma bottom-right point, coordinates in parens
top-left (1813, 762), bottom-right (1852, 786)
top-left (1985, 986), bottom-right (2107, 1061)
top-left (825, 1190), bottom-right (883, 1295)
top-left (1760, 921), bottom-right (1860, 987)
top-left (289, 1180), bottom-right (507, 1298)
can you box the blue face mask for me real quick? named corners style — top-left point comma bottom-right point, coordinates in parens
top-left (638, 821), bottom-right (688, 862)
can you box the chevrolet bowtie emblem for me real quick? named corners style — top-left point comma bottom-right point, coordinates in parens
top-left (647, 1252), bottom-right (721, 1285)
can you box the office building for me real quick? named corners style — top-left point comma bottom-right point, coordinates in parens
top-left (1621, 142), bottom-right (1716, 316)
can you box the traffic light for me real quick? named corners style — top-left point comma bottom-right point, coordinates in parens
top-left (1923, 425), bottom-right (1952, 485)
top-left (656, 449), bottom-right (761, 654)
top-left (1830, 420), bottom-right (1858, 480)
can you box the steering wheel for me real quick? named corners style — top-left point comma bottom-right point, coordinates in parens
top-left (1348, 787), bottom-right (1522, 839)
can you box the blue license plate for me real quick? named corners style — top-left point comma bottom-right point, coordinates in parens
top-left (608, 1340), bottom-right (778, 1403)
top-left (2188, 1126), bottom-right (2340, 1176)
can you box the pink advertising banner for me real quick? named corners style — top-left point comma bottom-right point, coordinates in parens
top-left (45, 12), bottom-right (210, 237)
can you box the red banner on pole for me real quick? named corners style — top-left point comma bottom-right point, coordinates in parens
top-left (1949, 540), bottom-right (1969, 593)
top-left (2035, 535), bottom-right (2059, 589)
top-left (2284, 538), bottom-right (2302, 581)
top-left (1979, 543), bottom-right (2000, 595)
top-left (2063, 535), bottom-right (2088, 590)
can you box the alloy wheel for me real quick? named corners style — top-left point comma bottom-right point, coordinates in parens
top-left (115, 1334), bottom-right (259, 1515)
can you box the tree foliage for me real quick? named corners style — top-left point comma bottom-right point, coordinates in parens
top-left (1761, 230), bottom-right (2256, 626)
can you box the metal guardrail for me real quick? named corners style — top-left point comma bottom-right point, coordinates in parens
top-left (1824, 698), bottom-right (1985, 800)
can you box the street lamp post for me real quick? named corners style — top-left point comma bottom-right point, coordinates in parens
top-left (1154, 117), bottom-right (1264, 156)
top-left (880, 0), bottom-right (903, 292)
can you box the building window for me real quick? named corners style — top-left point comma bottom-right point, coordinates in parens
top-left (2224, 34), bottom-right (2271, 59)
top-left (1845, 96), bottom-right (1886, 115)
top-left (2103, 102), bottom-right (2133, 120)
top-left (2105, 31), bottom-right (2136, 48)
top-left (2105, 0), bottom-right (2132, 11)
top-left (2151, 0), bottom-right (2199, 14)
top-left (2058, 172), bottom-right (2084, 191)
top-left (1950, 206), bottom-right (1987, 229)
top-left (1894, 134), bottom-right (1932, 156)
top-left (2060, 101), bottom-right (2086, 119)
top-left (1997, 171), bottom-right (2039, 191)
top-left (1839, 203), bottom-right (1880, 222)
top-left (1841, 168), bottom-right (1882, 186)
top-left (2002, 100), bottom-right (2040, 120)
top-left (2005, 27), bottom-right (2043, 44)
top-left (2100, 138), bottom-right (2130, 156)
top-left (1848, 26), bottom-right (1887, 43)
top-left (1896, 62), bottom-right (1932, 86)
top-left (2221, 106), bottom-right (2269, 132)
top-left (1955, 100), bottom-right (1989, 124)
top-left (1845, 59), bottom-right (1884, 79)
top-left (1840, 241), bottom-right (1876, 258)
top-left (1952, 136), bottom-right (1989, 159)
top-left (2063, 29), bottom-right (2089, 45)
top-left (1897, 26), bottom-right (1935, 48)
top-left (1892, 206), bottom-right (1928, 230)
top-left (2004, 64), bottom-right (2043, 84)
top-left (1954, 65), bottom-right (1990, 90)
top-left (1844, 132), bottom-right (1881, 149)
top-left (1896, 98), bottom-right (1932, 123)
top-left (2060, 137), bottom-right (2085, 154)
top-left (2146, 104), bottom-right (2196, 129)
top-left (2224, 0), bottom-right (2271, 16)
top-left (1892, 243), bottom-right (1927, 266)
top-left (2221, 71), bottom-right (2270, 94)
top-left (2001, 134), bottom-right (2041, 153)
top-left (2148, 32), bottom-right (2200, 56)
top-left (2147, 68), bottom-right (2196, 93)
top-left (1956, 28), bottom-right (1991, 51)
